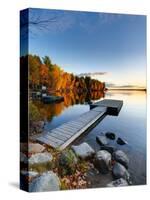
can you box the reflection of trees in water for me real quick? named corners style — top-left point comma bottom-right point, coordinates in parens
top-left (33, 101), bottom-right (64, 121)
top-left (33, 91), bottom-right (105, 121)
top-left (56, 91), bottom-right (105, 106)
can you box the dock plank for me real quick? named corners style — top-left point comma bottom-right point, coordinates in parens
top-left (63, 122), bottom-right (82, 128)
top-left (54, 131), bottom-right (71, 139)
top-left (37, 136), bottom-right (59, 148)
top-left (50, 129), bottom-right (73, 137)
top-left (49, 132), bottom-right (69, 141)
top-left (56, 125), bottom-right (80, 133)
top-left (67, 121), bottom-right (85, 127)
top-left (66, 122), bottom-right (83, 127)
top-left (43, 134), bottom-right (64, 144)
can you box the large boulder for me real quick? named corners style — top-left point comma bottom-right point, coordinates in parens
top-left (29, 152), bottom-right (53, 165)
top-left (105, 132), bottom-right (116, 140)
top-left (96, 135), bottom-right (108, 146)
top-left (58, 150), bottom-right (77, 175)
top-left (112, 162), bottom-right (130, 181)
top-left (72, 142), bottom-right (95, 159)
top-left (107, 178), bottom-right (128, 187)
top-left (113, 150), bottom-right (129, 168)
top-left (29, 143), bottom-right (46, 154)
top-left (29, 171), bottom-right (60, 192)
top-left (95, 150), bottom-right (111, 174)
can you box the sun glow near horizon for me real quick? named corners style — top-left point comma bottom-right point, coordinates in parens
top-left (89, 71), bottom-right (146, 89)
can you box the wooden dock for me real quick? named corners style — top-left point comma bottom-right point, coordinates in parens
top-left (90, 99), bottom-right (123, 115)
top-left (37, 99), bottom-right (123, 150)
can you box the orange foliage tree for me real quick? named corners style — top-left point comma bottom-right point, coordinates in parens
top-left (25, 54), bottom-right (105, 92)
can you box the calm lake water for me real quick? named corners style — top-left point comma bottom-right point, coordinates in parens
top-left (35, 90), bottom-right (147, 185)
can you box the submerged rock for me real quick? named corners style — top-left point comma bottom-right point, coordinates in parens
top-left (105, 132), bottom-right (116, 140)
top-left (58, 150), bottom-right (77, 175)
top-left (117, 137), bottom-right (128, 145)
top-left (72, 142), bottom-right (95, 159)
top-left (112, 162), bottom-right (130, 181)
top-left (107, 178), bottom-right (128, 187)
top-left (96, 135), bottom-right (108, 146)
top-left (29, 171), bottom-right (60, 192)
top-left (29, 152), bottom-right (53, 165)
top-left (95, 150), bottom-right (111, 174)
top-left (113, 150), bottom-right (129, 168)
top-left (100, 145), bottom-right (116, 154)
top-left (29, 143), bottom-right (46, 154)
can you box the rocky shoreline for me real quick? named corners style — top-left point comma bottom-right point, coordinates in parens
top-left (20, 131), bottom-right (131, 192)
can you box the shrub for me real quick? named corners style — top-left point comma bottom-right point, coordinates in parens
top-left (29, 101), bottom-right (41, 122)
top-left (58, 150), bottom-right (78, 176)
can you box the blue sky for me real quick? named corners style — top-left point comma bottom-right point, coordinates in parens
top-left (25, 8), bottom-right (146, 88)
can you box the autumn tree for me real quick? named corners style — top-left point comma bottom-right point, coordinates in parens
top-left (28, 55), bottom-right (42, 89)
top-left (39, 64), bottom-right (49, 86)
top-left (24, 54), bottom-right (105, 92)
top-left (42, 56), bottom-right (53, 70)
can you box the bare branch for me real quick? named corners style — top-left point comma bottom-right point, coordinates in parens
top-left (20, 13), bottom-right (59, 39)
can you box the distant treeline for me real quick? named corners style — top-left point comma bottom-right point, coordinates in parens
top-left (21, 55), bottom-right (105, 92)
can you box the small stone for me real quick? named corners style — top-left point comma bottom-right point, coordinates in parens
top-left (29, 152), bottom-right (53, 165)
top-left (95, 150), bottom-right (111, 174)
top-left (107, 178), bottom-right (128, 187)
top-left (96, 135), bottom-right (108, 146)
top-left (72, 142), bottom-right (95, 159)
top-left (112, 162), bottom-right (130, 181)
top-left (117, 137), bottom-right (128, 145)
top-left (113, 150), bottom-right (129, 168)
top-left (29, 171), bottom-right (60, 192)
top-left (105, 132), bottom-right (116, 140)
top-left (29, 143), bottom-right (46, 154)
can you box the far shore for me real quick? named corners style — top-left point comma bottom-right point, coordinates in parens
top-left (107, 88), bottom-right (146, 91)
